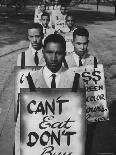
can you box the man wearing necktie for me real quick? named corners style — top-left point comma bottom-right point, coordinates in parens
top-left (41, 12), bottom-right (55, 39)
top-left (65, 26), bottom-right (98, 67)
top-left (17, 23), bottom-right (45, 67)
top-left (27, 34), bottom-right (84, 89)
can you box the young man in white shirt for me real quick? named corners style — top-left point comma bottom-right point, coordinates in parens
top-left (57, 14), bottom-right (75, 54)
top-left (26, 34), bottom-right (83, 89)
top-left (58, 13), bottom-right (75, 34)
top-left (51, 4), bottom-right (67, 29)
top-left (17, 23), bottom-right (45, 68)
top-left (41, 12), bottom-right (55, 38)
top-left (66, 27), bottom-right (98, 67)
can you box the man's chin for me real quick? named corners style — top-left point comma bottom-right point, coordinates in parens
top-left (78, 51), bottom-right (86, 57)
top-left (32, 45), bottom-right (38, 48)
top-left (49, 66), bottom-right (60, 73)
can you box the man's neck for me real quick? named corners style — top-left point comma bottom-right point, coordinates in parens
top-left (46, 66), bottom-right (62, 74)
top-left (34, 44), bottom-right (43, 51)
top-left (74, 50), bottom-right (88, 59)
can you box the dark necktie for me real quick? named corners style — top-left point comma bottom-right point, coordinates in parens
top-left (51, 74), bottom-right (56, 88)
top-left (79, 57), bottom-right (83, 66)
top-left (34, 51), bottom-right (39, 66)
top-left (44, 28), bottom-right (47, 34)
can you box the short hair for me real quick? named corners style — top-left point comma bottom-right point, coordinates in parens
top-left (61, 3), bottom-right (67, 8)
top-left (65, 13), bottom-right (75, 21)
top-left (43, 34), bottom-right (66, 51)
top-left (73, 26), bottom-right (89, 39)
top-left (27, 23), bottom-right (43, 33)
top-left (41, 12), bottom-right (50, 21)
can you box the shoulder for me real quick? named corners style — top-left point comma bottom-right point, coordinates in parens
top-left (31, 67), bottom-right (43, 81)
top-left (17, 49), bottom-right (27, 66)
top-left (63, 68), bottom-right (76, 81)
top-left (65, 52), bottom-right (74, 60)
top-left (64, 68), bottom-right (84, 89)
top-left (85, 53), bottom-right (96, 59)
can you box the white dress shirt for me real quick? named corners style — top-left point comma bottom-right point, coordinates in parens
top-left (43, 27), bottom-right (55, 37)
top-left (73, 53), bottom-right (85, 66)
top-left (17, 43), bottom-right (44, 66)
top-left (43, 66), bottom-right (62, 88)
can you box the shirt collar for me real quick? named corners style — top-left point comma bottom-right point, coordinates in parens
top-left (43, 66), bottom-right (62, 79)
top-left (73, 51), bottom-right (88, 60)
top-left (29, 43), bottom-right (43, 55)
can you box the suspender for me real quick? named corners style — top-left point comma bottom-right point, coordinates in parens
top-left (21, 52), bottom-right (25, 69)
top-left (94, 57), bottom-right (98, 68)
top-left (72, 73), bottom-right (80, 92)
top-left (26, 72), bottom-right (36, 92)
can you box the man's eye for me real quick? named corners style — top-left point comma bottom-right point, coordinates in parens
top-left (56, 52), bottom-right (62, 55)
top-left (46, 51), bottom-right (53, 54)
top-left (77, 43), bottom-right (81, 45)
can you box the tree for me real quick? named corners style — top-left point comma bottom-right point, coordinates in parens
top-left (106, 0), bottom-right (116, 17)
top-left (96, 0), bottom-right (101, 11)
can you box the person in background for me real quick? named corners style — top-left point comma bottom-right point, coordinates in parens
top-left (17, 23), bottom-right (45, 67)
top-left (41, 12), bottom-right (55, 38)
top-left (58, 13), bottom-right (76, 34)
top-left (51, 4), bottom-right (67, 29)
top-left (34, 3), bottom-right (46, 23)
top-left (66, 26), bottom-right (98, 67)
top-left (56, 14), bottom-right (76, 54)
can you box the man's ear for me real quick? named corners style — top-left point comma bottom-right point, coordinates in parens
top-left (28, 35), bottom-right (30, 41)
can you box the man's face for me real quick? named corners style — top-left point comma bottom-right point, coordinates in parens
top-left (43, 42), bottom-right (65, 73)
top-left (28, 28), bottom-right (43, 50)
top-left (60, 7), bottom-right (66, 15)
top-left (54, 0), bottom-right (59, 5)
top-left (41, 15), bottom-right (50, 28)
top-left (40, 4), bottom-right (46, 12)
top-left (66, 16), bottom-right (74, 29)
top-left (73, 35), bottom-right (89, 57)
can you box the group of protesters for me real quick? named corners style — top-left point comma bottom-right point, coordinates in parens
top-left (15, 1), bottom-right (114, 155)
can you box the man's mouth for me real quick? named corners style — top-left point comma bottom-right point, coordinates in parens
top-left (32, 43), bottom-right (38, 46)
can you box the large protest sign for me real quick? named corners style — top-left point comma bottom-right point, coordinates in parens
top-left (17, 88), bottom-right (86, 155)
top-left (71, 64), bottom-right (109, 122)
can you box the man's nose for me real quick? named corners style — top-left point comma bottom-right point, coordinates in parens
top-left (33, 37), bottom-right (37, 42)
top-left (80, 44), bottom-right (84, 49)
top-left (52, 53), bottom-right (57, 61)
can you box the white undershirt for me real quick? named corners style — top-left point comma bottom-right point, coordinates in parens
top-left (43, 66), bottom-right (62, 88)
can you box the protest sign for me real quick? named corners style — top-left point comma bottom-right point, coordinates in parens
top-left (71, 64), bottom-right (109, 122)
top-left (15, 67), bottom-right (41, 94)
top-left (64, 32), bottom-right (74, 54)
top-left (55, 18), bottom-right (66, 31)
top-left (17, 88), bottom-right (86, 155)
top-left (14, 67), bottom-right (42, 119)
